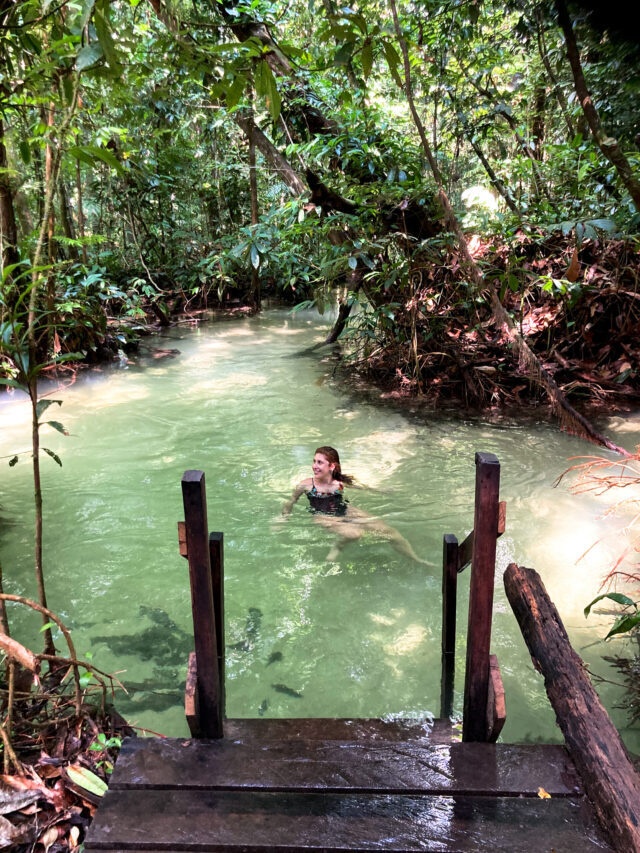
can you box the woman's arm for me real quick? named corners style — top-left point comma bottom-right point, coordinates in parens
top-left (281, 481), bottom-right (309, 517)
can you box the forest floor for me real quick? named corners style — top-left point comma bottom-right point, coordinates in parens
top-left (0, 664), bottom-right (132, 852)
top-left (338, 234), bottom-right (640, 418)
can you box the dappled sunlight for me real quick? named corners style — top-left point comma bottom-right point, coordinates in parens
top-left (271, 326), bottom-right (310, 336)
top-left (518, 495), bottom-right (624, 621)
top-left (344, 428), bottom-right (414, 485)
top-left (80, 381), bottom-right (150, 408)
top-left (383, 624), bottom-right (427, 657)
top-left (0, 397), bottom-right (32, 445)
top-left (188, 374), bottom-right (268, 396)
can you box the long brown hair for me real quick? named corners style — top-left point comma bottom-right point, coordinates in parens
top-left (315, 446), bottom-right (354, 485)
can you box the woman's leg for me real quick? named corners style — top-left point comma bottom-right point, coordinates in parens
top-left (348, 507), bottom-right (434, 566)
top-left (313, 515), bottom-right (363, 561)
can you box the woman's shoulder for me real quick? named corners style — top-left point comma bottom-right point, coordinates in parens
top-left (298, 477), bottom-right (313, 490)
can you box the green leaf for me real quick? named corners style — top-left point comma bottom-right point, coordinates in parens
top-left (43, 448), bottom-right (62, 466)
top-left (66, 764), bottom-right (107, 797)
top-left (0, 378), bottom-right (26, 390)
top-left (40, 621), bottom-right (55, 632)
top-left (68, 146), bottom-right (97, 167)
top-left (79, 670), bottom-right (94, 688)
top-left (19, 140), bottom-right (31, 165)
top-left (250, 244), bottom-right (260, 269)
top-left (8, 456), bottom-right (18, 467)
top-left (348, 256), bottom-right (357, 270)
top-left (361, 39), bottom-right (373, 78)
top-left (605, 612), bottom-right (640, 639)
top-left (255, 62), bottom-right (280, 122)
top-left (36, 399), bottom-right (63, 420)
top-left (584, 592), bottom-right (635, 618)
top-left (94, 3), bottom-right (123, 76)
top-left (45, 420), bottom-right (69, 436)
top-left (225, 74), bottom-right (246, 110)
top-left (76, 42), bottom-right (104, 71)
top-left (383, 41), bottom-right (403, 87)
top-left (85, 145), bottom-right (123, 173)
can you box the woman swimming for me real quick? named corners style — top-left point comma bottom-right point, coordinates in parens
top-left (281, 446), bottom-right (433, 565)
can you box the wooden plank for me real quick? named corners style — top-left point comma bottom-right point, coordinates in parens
top-left (209, 532), bottom-right (225, 718)
top-left (185, 651), bottom-right (200, 738)
top-left (497, 500), bottom-right (506, 536)
top-left (222, 718), bottom-right (453, 744)
top-left (109, 737), bottom-right (582, 797)
top-left (463, 452), bottom-right (500, 743)
top-left (486, 654), bottom-right (506, 743)
top-left (505, 563), bottom-right (640, 853)
top-left (178, 521), bottom-right (188, 558)
top-left (85, 790), bottom-right (613, 851)
top-left (440, 534), bottom-right (458, 719)
top-left (456, 501), bottom-right (506, 574)
top-left (181, 470), bottom-right (222, 739)
top-left (456, 530), bottom-right (473, 572)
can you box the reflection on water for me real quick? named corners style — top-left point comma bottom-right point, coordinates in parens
top-left (1, 307), bottom-right (639, 750)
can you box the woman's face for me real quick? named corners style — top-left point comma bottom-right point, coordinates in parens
top-left (312, 453), bottom-right (334, 479)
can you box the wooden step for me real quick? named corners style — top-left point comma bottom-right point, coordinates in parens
top-left (86, 790), bottom-right (611, 851)
top-left (108, 735), bottom-right (582, 797)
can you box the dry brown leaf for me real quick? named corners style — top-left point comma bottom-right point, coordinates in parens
top-left (565, 247), bottom-right (580, 282)
top-left (38, 825), bottom-right (59, 853)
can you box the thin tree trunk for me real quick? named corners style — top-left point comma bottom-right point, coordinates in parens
top-left (29, 387), bottom-right (55, 656)
top-left (75, 157), bottom-right (87, 264)
top-left (531, 80), bottom-right (546, 162)
top-left (388, 0), bottom-right (629, 457)
top-left (554, 0), bottom-right (640, 211)
top-left (535, 7), bottom-right (576, 141)
top-left (247, 108), bottom-right (261, 310)
top-left (0, 559), bottom-right (9, 636)
top-left (58, 178), bottom-right (79, 260)
top-left (459, 116), bottom-right (521, 216)
top-left (235, 116), bottom-right (306, 195)
top-left (0, 116), bottom-right (20, 276)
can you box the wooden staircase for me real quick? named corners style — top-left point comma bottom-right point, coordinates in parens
top-left (85, 718), bottom-right (613, 851)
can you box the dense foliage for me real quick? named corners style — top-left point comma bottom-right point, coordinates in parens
top-left (0, 0), bottom-right (638, 398)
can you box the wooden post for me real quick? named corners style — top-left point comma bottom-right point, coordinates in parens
top-left (440, 534), bottom-right (458, 718)
top-left (181, 470), bottom-right (222, 738)
top-left (505, 563), bottom-right (640, 852)
top-left (462, 452), bottom-right (500, 742)
top-left (209, 532), bottom-right (225, 718)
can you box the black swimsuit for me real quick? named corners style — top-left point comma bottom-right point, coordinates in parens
top-left (306, 480), bottom-right (349, 517)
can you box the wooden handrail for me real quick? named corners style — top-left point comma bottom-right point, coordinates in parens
top-left (441, 453), bottom-right (506, 741)
top-left (181, 470), bottom-right (223, 738)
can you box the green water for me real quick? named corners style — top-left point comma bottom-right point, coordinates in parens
top-left (1, 307), bottom-right (639, 750)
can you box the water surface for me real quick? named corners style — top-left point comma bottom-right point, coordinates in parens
top-left (1, 308), bottom-right (638, 749)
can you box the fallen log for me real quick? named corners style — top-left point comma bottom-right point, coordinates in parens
top-left (504, 562), bottom-right (640, 853)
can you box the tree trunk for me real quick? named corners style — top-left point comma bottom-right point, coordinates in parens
top-left (504, 563), bottom-right (640, 853)
top-left (0, 115), bottom-right (20, 275)
top-left (531, 80), bottom-right (546, 162)
top-left (247, 108), bottom-right (261, 310)
top-left (535, 7), bottom-right (576, 141)
top-left (235, 116), bottom-right (306, 196)
top-left (554, 0), bottom-right (640, 211)
top-left (459, 116), bottom-right (521, 216)
top-left (75, 157), bottom-right (88, 264)
top-left (29, 385), bottom-right (56, 656)
top-left (58, 177), bottom-right (79, 261)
